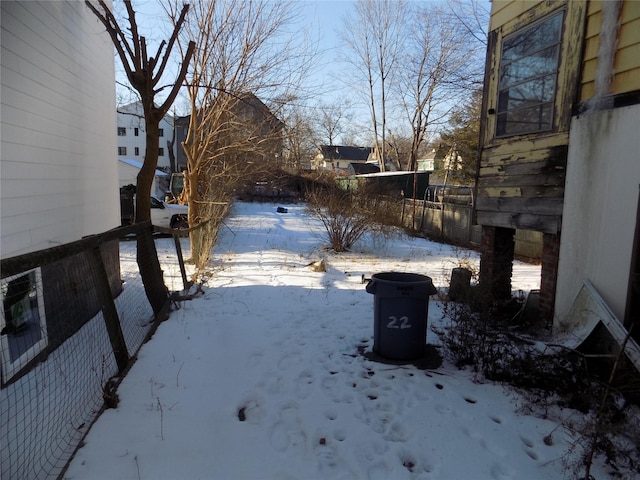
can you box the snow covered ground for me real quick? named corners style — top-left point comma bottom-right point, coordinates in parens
top-left (64, 202), bottom-right (620, 480)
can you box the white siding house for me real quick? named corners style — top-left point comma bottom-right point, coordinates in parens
top-left (117, 101), bottom-right (174, 171)
top-left (1, 1), bottom-right (118, 259)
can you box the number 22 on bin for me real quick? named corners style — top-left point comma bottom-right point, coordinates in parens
top-left (386, 316), bottom-right (411, 329)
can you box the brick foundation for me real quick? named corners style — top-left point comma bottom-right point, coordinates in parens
top-left (540, 232), bottom-right (560, 325)
top-left (479, 226), bottom-right (515, 301)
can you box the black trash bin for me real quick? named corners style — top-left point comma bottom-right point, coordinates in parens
top-left (366, 272), bottom-right (438, 360)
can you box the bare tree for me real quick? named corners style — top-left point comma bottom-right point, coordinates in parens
top-left (86, 0), bottom-right (195, 313)
top-left (398, 5), bottom-right (469, 174)
top-left (85, 0), bottom-right (194, 223)
top-left (314, 98), bottom-right (354, 146)
top-left (281, 105), bottom-right (316, 170)
top-left (169, 0), bottom-right (310, 268)
top-left (341, 0), bottom-right (408, 172)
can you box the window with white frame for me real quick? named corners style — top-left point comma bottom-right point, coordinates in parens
top-left (1, 268), bottom-right (48, 382)
top-left (117, 127), bottom-right (126, 136)
top-left (496, 11), bottom-right (564, 137)
top-left (118, 147), bottom-right (126, 155)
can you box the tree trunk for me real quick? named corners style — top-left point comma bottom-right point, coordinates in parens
top-left (187, 169), bottom-right (201, 262)
top-left (136, 107), bottom-right (167, 311)
top-left (135, 107), bottom-right (160, 221)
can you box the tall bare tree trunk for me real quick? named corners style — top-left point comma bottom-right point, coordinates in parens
top-left (86, 0), bottom-right (194, 310)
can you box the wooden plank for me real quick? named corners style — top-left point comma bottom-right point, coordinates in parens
top-left (581, 81), bottom-right (596, 100)
top-left (479, 186), bottom-right (523, 198)
top-left (557, 0), bottom-right (588, 130)
top-left (482, 133), bottom-right (569, 159)
top-left (585, 9), bottom-right (602, 38)
top-left (91, 246), bottom-right (129, 373)
top-left (479, 165), bottom-right (565, 187)
top-left (476, 196), bottom-right (564, 216)
top-left (477, 184), bottom-right (564, 199)
top-left (583, 35), bottom-right (599, 63)
top-left (615, 44), bottom-right (640, 75)
top-left (587, 0), bottom-right (602, 16)
top-left (490, 1), bottom-right (531, 30)
top-left (613, 68), bottom-right (640, 94)
top-left (482, 148), bottom-right (566, 169)
top-left (621, 0), bottom-right (640, 26)
top-left (172, 234), bottom-right (190, 291)
top-left (618, 17), bottom-right (640, 49)
top-left (476, 210), bottom-right (560, 233)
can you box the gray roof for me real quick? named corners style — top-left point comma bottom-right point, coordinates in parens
top-left (320, 145), bottom-right (371, 161)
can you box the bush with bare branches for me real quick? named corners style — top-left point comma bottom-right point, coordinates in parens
top-left (305, 184), bottom-right (372, 252)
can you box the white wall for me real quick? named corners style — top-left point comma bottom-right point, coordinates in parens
top-left (555, 104), bottom-right (640, 329)
top-left (1, 1), bottom-right (118, 258)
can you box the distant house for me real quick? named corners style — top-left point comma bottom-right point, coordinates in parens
top-left (117, 101), bottom-right (174, 171)
top-left (1, 1), bottom-right (118, 259)
top-left (476, 0), bottom-right (640, 366)
top-left (174, 92), bottom-right (283, 171)
top-left (312, 145), bottom-right (372, 171)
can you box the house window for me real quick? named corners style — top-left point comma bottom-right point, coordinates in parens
top-left (118, 147), bottom-right (127, 155)
top-left (159, 128), bottom-right (164, 137)
top-left (134, 128), bottom-right (139, 137)
top-left (134, 147), bottom-right (139, 156)
top-left (0, 268), bottom-right (48, 382)
top-left (117, 127), bottom-right (126, 136)
top-left (158, 147), bottom-right (164, 156)
top-left (496, 11), bottom-right (563, 137)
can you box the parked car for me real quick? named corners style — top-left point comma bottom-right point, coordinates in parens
top-left (150, 196), bottom-right (189, 229)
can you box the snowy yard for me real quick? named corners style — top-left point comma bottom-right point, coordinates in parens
top-left (63, 202), bottom-right (622, 480)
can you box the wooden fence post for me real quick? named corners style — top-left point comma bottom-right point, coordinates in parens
top-left (91, 245), bottom-right (129, 373)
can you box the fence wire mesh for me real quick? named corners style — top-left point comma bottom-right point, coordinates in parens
top-left (0, 225), bottom-right (190, 480)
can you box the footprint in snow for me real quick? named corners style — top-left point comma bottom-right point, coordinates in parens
top-left (268, 420), bottom-right (307, 455)
top-left (461, 424), bottom-right (483, 441)
top-left (520, 435), bottom-right (535, 448)
top-left (490, 461), bottom-right (516, 480)
top-left (434, 403), bottom-right (453, 415)
top-left (294, 370), bottom-right (315, 399)
top-left (489, 415), bottom-right (503, 424)
top-left (324, 409), bottom-right (338, 421)
top-left (366, 461), bottom-right (390, 480)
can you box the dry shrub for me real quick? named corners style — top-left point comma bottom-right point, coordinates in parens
top-left (305, 185), bottom-right (372, 252)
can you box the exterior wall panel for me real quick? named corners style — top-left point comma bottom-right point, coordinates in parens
top-left (1, 1), bottom-right (118, 258)
top-left (556, 105), bottom-right (640, 327)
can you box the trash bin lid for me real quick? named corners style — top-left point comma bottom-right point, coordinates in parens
top-left (371, 272), bottom-right (432, 284)
top-left (366, 272), bottom-right (438, 296)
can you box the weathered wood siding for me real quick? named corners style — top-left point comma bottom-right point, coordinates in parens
top-left (1, 1), bottom-right (118, 258)
top-left (581, 0), bottom-right (640, 100)
top-left (476, 0), bottom-right (587, 234)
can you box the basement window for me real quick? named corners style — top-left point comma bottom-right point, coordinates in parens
top-left (496, 11), bottom-right (564, 137)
